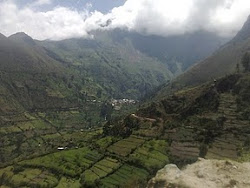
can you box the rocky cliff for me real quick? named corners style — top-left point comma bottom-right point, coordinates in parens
top-left (148, 158), bottom-right (250, 188)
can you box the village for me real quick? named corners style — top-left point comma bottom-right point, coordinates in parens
top-left (110, 99), bottom-right (137, 110)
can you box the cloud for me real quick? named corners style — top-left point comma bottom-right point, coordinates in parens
top-left (1, 0), bottom-right (250, 40)
top-left (30, 0), bottom-right (52, 7)
top-left (0, 1), bottom-right (91, 40)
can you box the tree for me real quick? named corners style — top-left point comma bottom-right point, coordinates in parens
top-left (100, 102), bottom-right (113, 121)
top-left (241, 52), bottom-right (250, 72)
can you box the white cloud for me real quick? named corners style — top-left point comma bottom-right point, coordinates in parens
top-left (1, 0), bottom-right (250, 40)
top-left (0, 1), bottom-right (90, 40)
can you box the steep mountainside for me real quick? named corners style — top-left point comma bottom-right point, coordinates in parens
top-left (170, 16), bottom-right (250, 89)
top-left (0, 33), bottom-right (73, 113)
top-left (0, 33), bottom-right (110, 145)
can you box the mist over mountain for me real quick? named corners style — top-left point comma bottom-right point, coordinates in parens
top-left (1, 0), bottom-right (250, 40)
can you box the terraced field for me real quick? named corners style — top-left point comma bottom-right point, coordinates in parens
top-left (81, 158), bottom-right (120, 186)
top-left (0, 108), bottom-right (104, 168)
top-left (20, 147), bottom-right (103, 177)
top-left (101, 164), bottom-right (149, 188)
top-left (0, 133), bottom-right (170, 188)
top-left (128, 140), bottom-right (169, 172)
top-left (0, 167), bottom-right (58, 187)
top-left (107, 135), bottom-right (146, 157)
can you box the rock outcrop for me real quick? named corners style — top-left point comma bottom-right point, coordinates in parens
top-left (148, 158), bottom-right (250, 188)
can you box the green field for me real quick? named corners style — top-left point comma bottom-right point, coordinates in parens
top-left (0, 128), bottom-right (171, 188)
top-left (19, 147), bottom-right (103, 177)
top-left (81, 157), bottom-right (121, 186)
top-left (129, 140), bottom-right (169, 172)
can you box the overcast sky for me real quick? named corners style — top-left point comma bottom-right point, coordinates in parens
top-left (1, 0), bottom-right (250, 40)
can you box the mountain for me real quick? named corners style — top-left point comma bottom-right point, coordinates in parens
top-left (40, 29), bottom-right (228, 99)
top-left (170, 16), bottom-right (250, 89)
top-left (0, 30), bottom-right (235, 188)
top-left (0, 29), bottom-right (228, 131)
top-left (40, 34), bottom-right (173, 99)
top-left (0, 33), bottom-right (69, 113)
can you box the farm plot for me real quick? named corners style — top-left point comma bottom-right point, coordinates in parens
top-left (81, 157), bottom-right (120, 187)
top-left (19, 147), bottom-right (103, 177)
top-left (129, 140), bottom-right (169, 172)
top-left (107, 136), bottom-right (145, 157)
top-left (0, 167), bottom-right (58, 188)
top-left (100, 164), bottom-right (149, 188)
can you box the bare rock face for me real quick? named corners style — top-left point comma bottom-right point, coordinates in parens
top-left (147, 158), bottom-right (250, 188)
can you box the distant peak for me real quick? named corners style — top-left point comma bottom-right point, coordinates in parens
top-left (10, 32), bottom-right (30, 38)
top-left (9, 32), bottom-right (36, 45)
